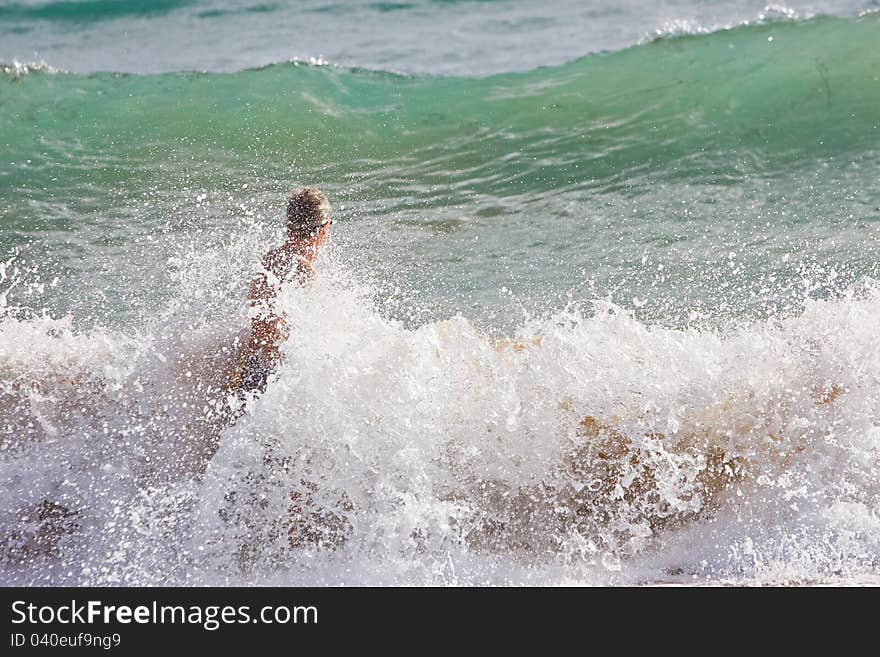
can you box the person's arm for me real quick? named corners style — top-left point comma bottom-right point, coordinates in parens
top-left (242, 248), bottom-right (290, 356)
top-left (247, 246), bottom-right (285, 306)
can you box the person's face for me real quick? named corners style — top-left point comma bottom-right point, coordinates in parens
top-left (313, 220), bottom-right (331, 247)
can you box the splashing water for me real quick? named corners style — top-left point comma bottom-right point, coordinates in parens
top-left (2, 254), bottom-right (878, 585)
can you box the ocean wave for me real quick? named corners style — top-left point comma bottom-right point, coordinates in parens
top-left (4, 13), bottom-right (879, 200)
top-left (1, 266), bottom-right (879, 584)
top-left (649, 2), bottom-right (804, 39)
top-left (0, 0), bottom-right (193, 23)
top-left (3, 10), bottom-right (880, 585)
top-left (0, 59), bottom-right (62, 78)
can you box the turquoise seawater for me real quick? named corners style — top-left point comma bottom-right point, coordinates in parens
top-left (3, 13), bottom-right (880, 328)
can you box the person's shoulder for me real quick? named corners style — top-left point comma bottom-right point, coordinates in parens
top-left (262, 244), bottom-right (285, 267)
top-left (262, 243), bottom-right (296, 277)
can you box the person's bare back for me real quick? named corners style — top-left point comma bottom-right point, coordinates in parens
top-left (235, 187), bottom-right (333, 395)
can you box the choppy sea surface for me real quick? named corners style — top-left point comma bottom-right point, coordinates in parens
top-left (1, 0), bottom-right (879, 585)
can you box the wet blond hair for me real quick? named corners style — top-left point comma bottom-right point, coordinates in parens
top-left (286, 187), bottom-right (331, 237)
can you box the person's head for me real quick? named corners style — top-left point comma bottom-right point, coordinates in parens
top-left (286, 186), bottom-right (332, 242)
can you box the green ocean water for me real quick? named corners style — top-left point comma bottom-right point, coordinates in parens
top-left (0, 14), bottom-right (880, 330)
top-left (2, 13), bottom-right (879, 329)
top-left (4, 14), bottom-right (879, 190)
top-left (0, 0), bottom-right (193, 22)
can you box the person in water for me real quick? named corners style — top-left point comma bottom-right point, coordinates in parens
top-left (235, 186), bottom-right (333, 394)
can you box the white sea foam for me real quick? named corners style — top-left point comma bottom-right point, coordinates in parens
top-left (1, 262), bottom-right (878, 584)
top-left (651, 4), bottom-right (806, 41)
top-left (0, 60), bottom-right (61, 78)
